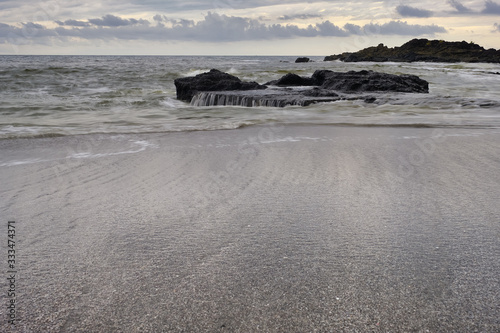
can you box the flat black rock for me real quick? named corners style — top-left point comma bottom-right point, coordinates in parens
top-left (313, 70), bottom-right (429, 93)
top-left (174, 69), bottom-right (266, 102)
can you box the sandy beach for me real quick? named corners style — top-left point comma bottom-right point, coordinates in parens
top-left (1, 125), bottom-right (499, 332)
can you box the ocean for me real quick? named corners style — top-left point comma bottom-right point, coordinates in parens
top-left (1, 55), bottom-right (500, 140)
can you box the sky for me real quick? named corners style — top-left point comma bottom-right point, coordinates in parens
top-left (0, 0), bottom-right (499, 55)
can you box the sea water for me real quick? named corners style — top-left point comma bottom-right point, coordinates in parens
top-left (1, 55), bottom-right (500, 139)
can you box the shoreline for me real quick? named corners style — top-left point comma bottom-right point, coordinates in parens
top-left (2, 120), bottom-right (500, 143)
top-left (1, 125), bottom-right (500, 332)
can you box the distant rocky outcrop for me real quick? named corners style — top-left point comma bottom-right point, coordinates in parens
top-left (174, 69), bottom-right (266, 102)
top-left (295, 57), bottom-right (311, 63)
top-left (175, 69), bottom-right (429, 107)
top-left (324, 39), bottom-right (500, 63)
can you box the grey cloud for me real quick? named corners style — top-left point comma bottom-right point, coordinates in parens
top-left (55, 15), bottom-right (150, 28)
top-left (152, 15), bottom-right (194, 28)
top-left (22, 22), bottom-right (44, 30)
top-left (153, 14), bottom-right (167, 22)
top-left (279, 14), bottom-right (323, 21)
top-left (483, 0), bottom-right (500, 14)
top-left (88, 14), bottom-right (149, 27)
top-left (448, 0), bottom-right (472, 13)
top-left (316, 21), bottom-right (349, 36)
top-left (346, 21), bottom-right (446, 35)
top-left (129, 0), bottom-right (243, 11)
top-left (55, 19), bottom-right (91, 27)
top-left (343, 23), bottom-right (363, 35)
top-left (129, 0), bottom-right (332, 12)
top-left (0, 1), bottom-right (18, 10)
top-left (1, 13), bottom-right (448, 44)
top-left (444, 0), bottom-right (500, 15)
top-left (364, 21), bottom-right (446, 35)
top-left (396, 5), bottom-right (433, 18)
top-left (0, 21), bottom-right (57, 42)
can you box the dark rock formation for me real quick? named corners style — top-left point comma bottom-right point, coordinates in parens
top-left (174, 69), bottom-right (265, 102)
top-left (265, 73), bottom-right (316, 86)
top-left (324, 39), bottom-right (500, 63)
top-left (175, 69), bottom-right (428, 107)
top-left (265, 70), bottom-right (428, 93)
top-left (295, 57), bottom-right (311, 63)
top-left (313, 70), bottom-right (429, 93)
top-left (263, 70), bottom-right (428, 93)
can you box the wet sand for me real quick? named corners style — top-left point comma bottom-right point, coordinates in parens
top-left (1, 125), bottom-right (500, 332)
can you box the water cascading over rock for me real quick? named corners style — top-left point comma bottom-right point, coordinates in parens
top-left (174, 69), bottom-right (429, 107)
top-left (190, 90), bottom-right (341, 107)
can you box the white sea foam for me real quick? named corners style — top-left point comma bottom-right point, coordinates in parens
top-left (0, 138), bottom-right (159, 167)
top-left (0, 158), bottom-right (45, 167)
top-left (182, 69), bottom-right (211, 77)
top-left (68, 139), bottom-right (158, 159)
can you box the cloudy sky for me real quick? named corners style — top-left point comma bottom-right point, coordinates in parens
top-left (1, 0), bottom-right (499, 55)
